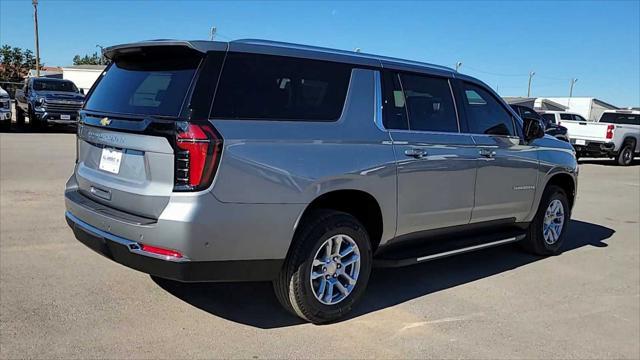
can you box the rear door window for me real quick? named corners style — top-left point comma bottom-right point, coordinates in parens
top-left (461, 82), bottom-right (515, 136)
top-left (211, 53), bottom-right (352, 121)
top-left (560, 113), bottom-right (574, 121)
top-left (399, 73), bottom-right (458, 132)
top-left (84, 55), bottom-right (201, 117)
top-left (542, 113), bottom-right (556, 124)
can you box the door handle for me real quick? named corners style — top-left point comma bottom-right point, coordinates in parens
top-left (479, 148), bottom-right (496, 158)
top-left (404, 148), bottom-right (428, 159)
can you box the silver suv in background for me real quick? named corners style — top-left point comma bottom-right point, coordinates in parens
top-left (65, 40), bottom-right (578, 323)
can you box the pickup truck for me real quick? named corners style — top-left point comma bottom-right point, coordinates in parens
top-left (15, 77), bottom-right (84, 129)
top-left (558, 109), bottom-right (640, 165)
top-left (0, 86), bottom-right (11, 131)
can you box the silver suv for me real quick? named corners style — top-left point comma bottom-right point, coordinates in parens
top-left (65, 39), bottom-right (578, 323)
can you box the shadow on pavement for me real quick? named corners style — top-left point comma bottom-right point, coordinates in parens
top-left (152, 219), bottom-right (614, 329)
top-left (0, 122), bottom-right (76, 134)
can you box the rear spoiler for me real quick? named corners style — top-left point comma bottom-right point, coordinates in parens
top-left (103, 40), bottom-right (228, 60)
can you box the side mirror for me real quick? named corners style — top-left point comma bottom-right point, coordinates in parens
top-left (523, 117), bottom-right (545, 141)
top-left (79, 89), bottom-right (85, 95)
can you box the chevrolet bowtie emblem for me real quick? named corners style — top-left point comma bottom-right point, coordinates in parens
top-left (100, 117), bottom-right (111, 126)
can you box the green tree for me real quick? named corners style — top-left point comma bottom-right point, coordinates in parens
top-left (0, 45), bottom-right (41, 82)
top-left (72, 52), bottom-right (109, 65)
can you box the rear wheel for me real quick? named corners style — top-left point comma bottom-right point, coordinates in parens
top-left (616, 143), bottom-right (635, 166)
top-left (273, 209), bottom-right (372, 324)
top-left (522, 185), bottom-right (570, 256)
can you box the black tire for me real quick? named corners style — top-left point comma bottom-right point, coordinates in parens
top-left (522, 185), bottom-right (570, 256)
top-left (273, 209), bottom-right (372, 324)
top-left (16, 107), bottom-right (25, 126)
top-left (616, 142), bottom-right (635, 166)
top-left (28, 108), bottom-right (42, 131)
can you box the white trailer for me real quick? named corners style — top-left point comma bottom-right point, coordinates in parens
top-left (62, 65), bottom-right (106, 94)
top-left (540, 97), bottom-right (618, 122)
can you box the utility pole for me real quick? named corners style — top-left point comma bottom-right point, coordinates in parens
top-left (455, 61), bottom-right (462, 72)
top-left (568, 78), bottom-right (578, 107)
top-left (569, 78), bottom-right (578, 98)
top-left (209, 26), bottom-right (217, 40)
top-left (527, 71), bottom-right (535, 97)
top-left (33, 0), bottom-right (40, 77)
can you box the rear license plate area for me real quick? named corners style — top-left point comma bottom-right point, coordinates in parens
top-left (99, 148), bottom-right (123, 174)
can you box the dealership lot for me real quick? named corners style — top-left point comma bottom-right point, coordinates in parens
top-left (0, 132), bottom-right (638, 359)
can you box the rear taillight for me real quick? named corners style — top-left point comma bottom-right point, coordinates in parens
top-left (174, 122), bottom-right (222, 191)
top-left (606, 124), bottom-right (615, 139)
top-left (140, 244), bottom-right (183, 259)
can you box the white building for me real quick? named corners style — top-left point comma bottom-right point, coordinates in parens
top-left (62, 65), bottom-right (106, 94)
top-left (539, 97), bottom-right (618, 122)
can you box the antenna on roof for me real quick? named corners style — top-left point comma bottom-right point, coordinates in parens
top-left (354, 48), bottom-right (361, 53)
top-left (210, 27), bottom-right (217, 40)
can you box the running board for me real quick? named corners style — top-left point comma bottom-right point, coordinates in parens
top-left (374, 233), bottom-right (526, 268)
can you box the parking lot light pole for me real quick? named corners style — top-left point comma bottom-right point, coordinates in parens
top-left (527, 71), bottom-right (535, 97)
top-left (33, 0), bottom-right (40, 77)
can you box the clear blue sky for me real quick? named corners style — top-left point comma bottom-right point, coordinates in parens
top-left (1, 0), bottom-right (639, 106)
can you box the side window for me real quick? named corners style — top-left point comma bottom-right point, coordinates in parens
top-left (211, 53), bottom-right (352, 121)
top-left (462, 82), bottom-right (515, 136)
top-left (542, 113), bottom-right (556, 124)
top-left (381, 71), bottom-right (408, 130)
top-left (560, 113), bottom-right (573, 121)
top-left (519, 107), bottom-right (540, 120)
top-left (574, 114), bottom-right (587, 122)
top-left (399, 73), bottom-right (458, 132)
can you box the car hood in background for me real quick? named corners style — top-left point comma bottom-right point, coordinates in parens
top-left (34, 91), bottom-right (84, 101)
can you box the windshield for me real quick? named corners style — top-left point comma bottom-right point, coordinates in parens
top-left (600, 113), bottom-right (639, 125)
top-left (85, 54), bottom-right (200, 117)
top-left (33, 80), bottom-right (78, 93)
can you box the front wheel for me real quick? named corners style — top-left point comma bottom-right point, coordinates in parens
top-left (522, 185), bottom-right (570, 256)
top-left (273, 210), bottom-right (372, 324)
top-left (16, 107), bottom-right (25, 126)
top-left (616, 143), bottom-right (635, 166)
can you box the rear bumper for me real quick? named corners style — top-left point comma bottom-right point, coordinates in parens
top-left (65, 211), bottom-right (283, 282)
top-left (571, 140), bottom-right (615, 156)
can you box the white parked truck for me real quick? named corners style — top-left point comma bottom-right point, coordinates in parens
top-left (559, 109), bottom-right (640, 165)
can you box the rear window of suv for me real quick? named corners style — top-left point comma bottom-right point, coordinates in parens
top-left (84, 54), bottom-right (201, 117)
top-left (211, 53), bottom-right (352, 121)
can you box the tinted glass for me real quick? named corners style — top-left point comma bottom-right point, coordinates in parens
top-left (600, 113), bottom-right (640, 125)
top-left (541, 113), bottom-right (556, 124)
top-left (33, 80), bottom-right (78, 93)
top-left (382, 71), bottom-right (408, 130)
top-left (560, 113), bottom-right (574, 120)
top-left (212, 53), bottom-right (352, 121)
top-left (518, 106), bottom-right (542, 121)
top-left (399, 74), bottom-right (458, 132)
top-left (462, 83), bottom-right (515, 136)
top-left (85, 55), bottom-right (200, 117)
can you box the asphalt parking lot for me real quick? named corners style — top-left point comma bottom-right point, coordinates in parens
top-left (1, 129), bottom-right (639, 359)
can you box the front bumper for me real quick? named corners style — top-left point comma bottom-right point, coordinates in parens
top-left (66, 211), bottom-right (283, 282)
top-left (0, 111), bottom-right (11, 121)
top-left (33, 109), bottom-right (79, 125)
